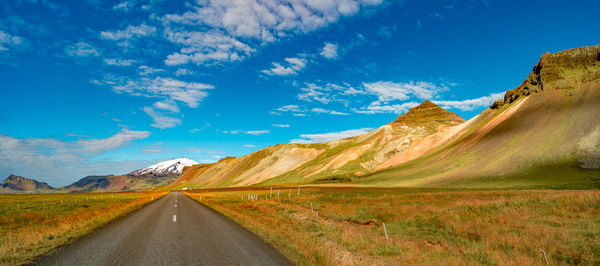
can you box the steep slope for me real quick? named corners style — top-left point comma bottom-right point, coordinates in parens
top-left (169, 101), bottom-right (465, 189)
top-left (359, 44), bottom-right (600, 188)
top-left (171, 44), bottom-right (600, 190)
top-left (0, 174), bottom-right (54, 193)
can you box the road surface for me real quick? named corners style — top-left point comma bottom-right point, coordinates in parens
top-left (31, 191), bottom-right (292, 266)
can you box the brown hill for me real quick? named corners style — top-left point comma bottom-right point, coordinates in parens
top-left (0, 175), bottom-right (54, 193)
top-left (395, 100), bottom-right (465, 125)
top-left (168, 102), bottom-right (465, 189)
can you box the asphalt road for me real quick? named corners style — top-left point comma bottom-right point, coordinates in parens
top-left (31, 191), bottom-right (292, 266)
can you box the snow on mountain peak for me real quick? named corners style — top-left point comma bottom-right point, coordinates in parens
top-left (129, 158), bottom-right (198, 177)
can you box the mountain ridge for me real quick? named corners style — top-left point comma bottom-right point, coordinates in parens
top-left (170, 44), bottom-right (600, 190)
top-left (0, 174), bottom-right (54, 192)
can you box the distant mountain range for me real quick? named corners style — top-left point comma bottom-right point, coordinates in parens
top-left (0, 175), bottom-right (54, 193)
top-left (1, 158), bottom-right (197, 193)
top-left (167, 44), bottom-right (600, 190)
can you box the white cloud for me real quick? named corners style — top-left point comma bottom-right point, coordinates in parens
top-left (97, 76), bottom-right (213, 108)
top-left (243, 144), bottom-right (256, 148)
top-left (320, 42), bottom-right (338, 59)
top-left (362, 81), bottom-right (446, 104)
top-left (104, 57), bottom-right (137, 66)
top-left (311, 108), bottom-right (348, 115)
top-left (0, 129), bottom-right (150, 186)
top-left (221, 130), bottom-right (270, 135)
top-left (271, 124), bottom-right (290, 128)
top-left (65, 42), bottom-right (100, 57)
top-left (290, 128), bottom-right (373, 143)
top-left (112, 1), bottom-right (133, 11)
top-left (164, 0), bottom-right (382, 41)
top-left (434, 92), bottom-right (505, 111)
top-left (354, 101), bottom-right (419, 114)
top-left (246, 130), bottom-right (270, 135)
top-left (0, 30), bottom-right (25, 51)
top-left (100, 24), bottom-right (156, 41)
top-left (175, 68), bottom-right (194, 76)
top-left (153, 100), bottom-right (180, 113)
top-left (161, 0), bottom-right (384, 66)
top-left (143, 107), bottom-right (182, 129)
top-left (262, 56), bottom-right (307, 76)
top-left (298, 82), bottom-right (362, 104)
top-left (276, 105), bottom-right (305, 113)
top-left (164, 29), bottom-right (255, 66)
top-left (139, 65), bottom-right (164, 76)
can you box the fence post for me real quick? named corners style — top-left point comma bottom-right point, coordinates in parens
top-left (445, 227), bottom-right (454, 254)
top-left (541, 250), bottom-right (550, 266)
top-left (297, 186), bottom-right (300, 197)
top-left (383, 222), bottom-right (389, 244)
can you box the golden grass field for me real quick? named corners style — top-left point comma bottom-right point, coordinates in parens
top-left (185, 187), bottom-right (600, 265)
top-left (0, 191), bottom-right (167, 265)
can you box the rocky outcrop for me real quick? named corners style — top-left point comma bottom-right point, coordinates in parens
top-left (492, 44), bottom-right (600, 109)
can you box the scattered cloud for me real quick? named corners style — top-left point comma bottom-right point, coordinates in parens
top-left (161, 0), bottom-right (384, 66)
top-left (320, 42), bottom-right (339, 59)
top-left (100, 24), bottom-right (156, 41)
top-left (276, 105), bottom-right (305, 113)
top-left (175, 68), bottom-right (194, 76)
top-left (138, 65), bottom-right (164, 76)
top-left (164, 29), bottom-right (255, 66)
top-left (153, 100), bottom-right (180, 113)
top-left (290, 128), bottom-right (373, 144)
top-left (262, 56), bottom-right (307, 76)
top-left (243, 144), bottom-right (255, 148)
top-left (96, 76), bottom-right (213, 108)
top-left (112, 1), bottom-right (133, 11)
top-left (0, 129), bottom-right (150, 186)
top-left (434, 92), bottom-right (505, 111)
top-left (354, 101), bottom-right (419, 114)
top-left (271, 124), bottom-right (290, 128)
top-left (104, 57), bottom-right (136, 66)
top-left (0, 30), bottom-right (25, 51)
top-left (362, 81), bottom-right (447, 104)
top-left (377, 25), bottom-right (396, 38)
top-left (311, 108), bottom-right (348, 115)
top-left (65, 42), bottom-right (100, 57)
top-left (142, 107), bottom-right (182, 129)
top-left (221, 129), bottom-right (270, 135)
top-left (297, 82), bottom-right (362, 104)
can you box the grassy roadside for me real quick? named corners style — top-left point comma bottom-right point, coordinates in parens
top-left (0, 191), bottom-right (168, 265)
top-left (185, 187), bottom-right (600, 265)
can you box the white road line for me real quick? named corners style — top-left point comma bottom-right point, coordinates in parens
top-left (175, 204), bottom-right (177, 208)
top-left (173, 215), bottom-right (177, 222)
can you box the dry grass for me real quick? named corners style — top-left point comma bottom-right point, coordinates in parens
top-left (0, 191), bottom-right (167, 265)
top-left (185, 187), bottom-right (600, 265)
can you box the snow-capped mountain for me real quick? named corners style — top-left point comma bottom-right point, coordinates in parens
top-left (129, 158), bottom-right (198, 177)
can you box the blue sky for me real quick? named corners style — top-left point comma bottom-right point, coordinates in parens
top-left (1, 0), bottom-right (598, 186)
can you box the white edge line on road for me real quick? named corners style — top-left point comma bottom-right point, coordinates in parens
top-left (173, 215), bottom-right (177, 222)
